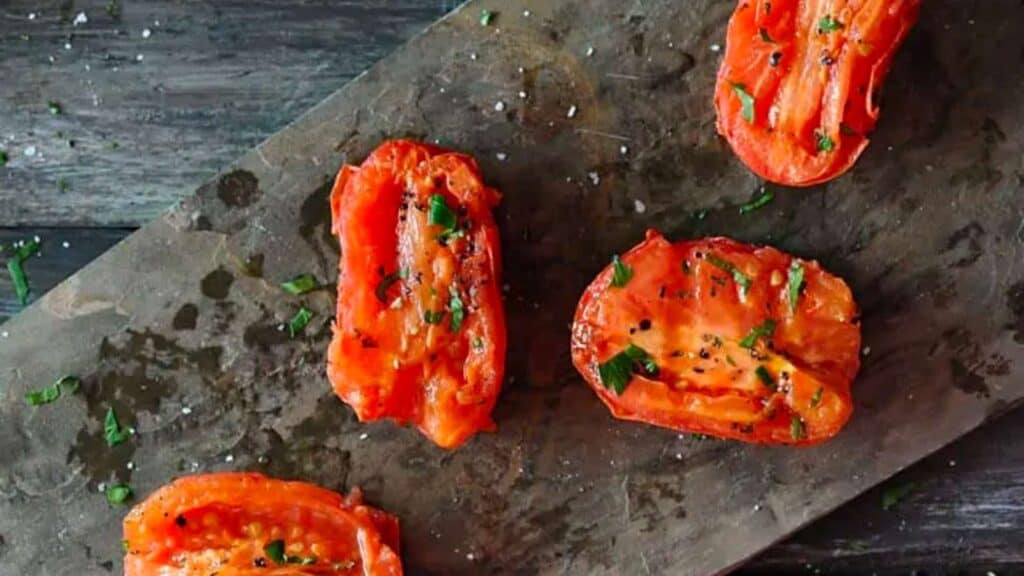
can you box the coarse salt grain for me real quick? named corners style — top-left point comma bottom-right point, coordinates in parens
top-left (494, 101), bottom-right (505, 112)
top-left (586, 46), bottom-right (595, 57)
top-left (567, 105), bottom-right (577, 118)
top-left (225, 454), bottom-right (234, 463)
top-left (587, 172), bottom-right (600, 185)
top-left (73, 12), bottom-right (88, 26)
top-left (634, 199), bottom-right (647, 214)
top-left (469, 52), bottom-right (478, 60)
top-left (136, 54), bottom-right (144, 62)
top-left (142, 28), bottom-right (152, 39)
top-left (710, 44), bottom-right (721, 52)
top-left (518, 91), bottom-right (527, 99)
top-left (359, 433), bottom-right (369, 440)
top-left (495, 152), bottom-right (507, 161)
top-left (64, 43), bottom-right (72, 50)
top-left (620, 145), bottom-right (629, 155)
top-left (62, 241), bottom-right (70, 248)
top-left (181, 406), bottom-right (192, 415)
top-left (28, 13), bottom-right (37, 20)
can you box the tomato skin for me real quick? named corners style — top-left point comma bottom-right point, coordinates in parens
top-left (571, 231), bottom-right (861, 445)
top-left (122, 472), bottom-right (402, 575)
top-left (715, 0), bottom-right (921, 186)
top-left (328, 140), bottom-right (506, 449)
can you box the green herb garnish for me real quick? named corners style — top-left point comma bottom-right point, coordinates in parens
top-left (47, 100), bottom-right (63, 115)
top-left (428, 194), bottom-right (458, 232)
top-left (726, 355), bottom-right (737, 366)
top-left (288, 307), bottom-right (313, 337)
top-left (374, 269), bottom-right (405, 304)
top-left (755, 366), bottom-right (776, 391)
top-left (790, 415), bottom-right (806, 440)
top-left (480, 9), bottom-right (495, 26)
top-left (264, 539), bottom-right (317, 566)
top-left (787, 261), bottom-right (805, 312)
top-left (881, 482), bottom-right (915, 511)
top-left (281, 274), bottom-right (318, 295)
top-left (0, 149), bottom-right (8, 166)
top-left (816, 131), bottom-right (835, 152)
top-left (449, 286), bottom-right (465, 332)
top-left (598, 343), bottom-right (658, 395)
top-left (104, 407), bottom-right (131, 446)
top-left (818, 15), bottom-right (844, 33)
top-left (731, 83), bottom-right (756, 124)
top-left (738, 188), bottom-right (774, 215)
top-left (706, 255), bottom-right (752, 296)
top-left (740, 318), bottom-right (777, 349)
top-left (25, 375), bottom-right (80, 406)
top-left (7, 238), bottom-right (41, 305)
top-left (106, 484), bottom-right (133, 506)
top-left (810, 386), bottom-right (824, 408)
top-left (424, 310), bottom-right (445, 325)
top-left (610, 255), bottom-right (633, 288)
top-left (265, 540), bottom-right (286, 564)
top-left (472, 336), bottom-right (484, 351)
top-left (759, 28), bottom-right (774, 43)
top-left (122, 539), bottom-right (130, 554)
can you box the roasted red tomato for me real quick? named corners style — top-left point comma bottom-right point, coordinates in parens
top-left (328, 140), bottom-right (506, 449)
top-left (122, 472), bottom-right (402, 575)
top-left (571, 231), bottom-right (861, 445)
top-left (715, 0), bottom-right (921, 186)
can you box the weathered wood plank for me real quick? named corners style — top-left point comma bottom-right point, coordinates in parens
top-left (0, 0), bottom-right (450, 226)
top-left (2, 1), bottom-right (1024, 574)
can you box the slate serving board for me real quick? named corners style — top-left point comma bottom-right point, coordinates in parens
top-left (2, 1), bottom-right (1023, 574)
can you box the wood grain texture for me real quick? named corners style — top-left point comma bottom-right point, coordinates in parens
top-left (0, 0), bottom-right (451, 226)
top-left (1, 1), bottom-right (1024, 575)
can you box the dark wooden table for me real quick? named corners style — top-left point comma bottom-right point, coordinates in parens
top-left (1, 2), bottom-right (1020, 574)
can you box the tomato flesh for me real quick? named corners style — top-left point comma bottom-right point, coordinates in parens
top-left (571, 231), bottom-right (861, 445)
top-left (328, 140), bottom-right (506, 448)
top-left (715, 0), bottom-right (921, 186)
top-left (122, 473), bottom-right (402, 575)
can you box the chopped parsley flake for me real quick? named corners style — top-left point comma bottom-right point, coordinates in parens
top-left (287, 307), bottom-right (313, 337)
top-left (374, 269), bottom-right (406, 303)
top-left (47, 100), bottom-right (63, 115)
top-left (706, 255), bottom-right (752, 296)
top-left (7, 238), bottom-right (40, 305)
top-left (0, 149), bottom-right (8, 166)
top-left (738, 188), bottom-right (775, 215)
top-left (281, 273), bottom-right (318, 295)
top-left (759, 27), bottom-right (774, 43)
top-left (106, 484), bottom-right (133, 506)
top-left (810, 386), bottom-right (824, 407)
top-left (428, 194), bottom-right (458, 234)
top-left (480, 9), bottom-right (495, 26)
top-left (598, 343), bottom-right (658, 395)
top-left (264, 539), bottom-right (317, 566)
top-left (740, 318), bottom-right (777, 349)
top-left (610, 255), bottom-right (633, 288)
top-left (424, 309), bottom-right (445, 325)
top-left (755, 366), bottom-right (776, 391)
top-left (472, 336), bottom-right (484, 351)
top-left (816, 131), bottom-right (835, 152)
top-left (881, 482), bottom-right (915, 511)
top-left (818, 15), bottom-right (844, 33)
top-left (104, 407), bottom-right (131, 446)
top-left (787, 261), bottom-right (805, 312)
top-left (731, 83), bottom-right (756, 123)
top-left (790, 415), bottom-right (806, 440)
top-left (25, 375), bottom-right (80, 406)
top-left (448, 286), bottom-right (465, 332)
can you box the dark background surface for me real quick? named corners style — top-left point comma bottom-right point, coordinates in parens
top-left (0, 1), bottom-right (1021, 574)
